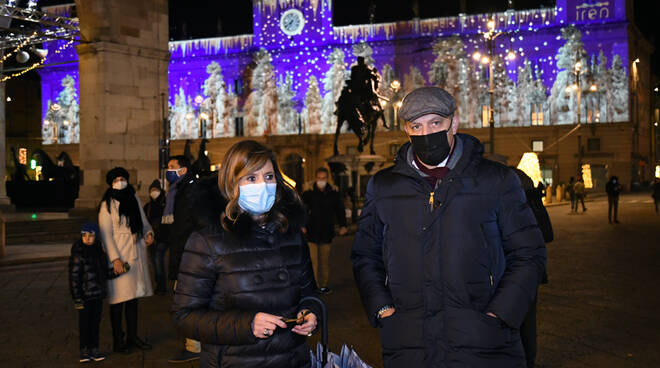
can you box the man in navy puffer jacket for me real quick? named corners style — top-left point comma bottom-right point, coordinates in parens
top-left (351, 87), bottom-right (547, 368)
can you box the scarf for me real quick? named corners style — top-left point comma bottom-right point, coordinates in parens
top-left (102, 184), bottom-right (144, 236)
top-left (162, 176), bottom-right (182, 224)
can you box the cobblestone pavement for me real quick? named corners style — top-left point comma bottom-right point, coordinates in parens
top-left (0, 192), bottom-right (658, 367)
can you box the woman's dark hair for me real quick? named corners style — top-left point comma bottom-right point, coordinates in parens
top-left (217, 140), bottom-right (301, 233)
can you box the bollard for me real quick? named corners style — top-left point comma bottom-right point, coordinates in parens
top-left (556, 184), bottom-right (563, 202)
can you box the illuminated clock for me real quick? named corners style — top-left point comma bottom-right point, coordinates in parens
top-left (280, 9), bottom-right (305, 36)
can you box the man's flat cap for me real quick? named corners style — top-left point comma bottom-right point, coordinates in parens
top-left (398, 87), bottom-right (457, 122)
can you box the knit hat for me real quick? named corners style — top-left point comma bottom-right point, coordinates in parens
top-left (80, 222), bottom-right (100, 234)
top-left (398, 87), bottom-right (457, 122)
top-left (106, 167), bottom-right (130, 186)
top-left (149, 179), bottom-right (162, 191)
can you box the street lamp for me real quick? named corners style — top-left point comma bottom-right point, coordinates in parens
top-left (390, 80), bottom-right (401, 130)
top-left (565, 58), bottom-right (585, 125)
top-left (472, 17), bottom-right (510, 154)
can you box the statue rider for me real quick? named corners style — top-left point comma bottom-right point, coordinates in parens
top-left (349, 56), bottom-right (379, 103)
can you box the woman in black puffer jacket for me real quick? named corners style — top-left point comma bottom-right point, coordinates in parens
top-left (172, 140), bottom-right (320, 368)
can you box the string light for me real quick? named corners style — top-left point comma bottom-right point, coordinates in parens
top-left (1, 38), bottom-right (75, 83)
top-left (0, 31), bottom-right (38, 64)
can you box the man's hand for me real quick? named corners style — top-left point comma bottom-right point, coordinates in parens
top-left (145, 233), bottom-right (154, 246)
top-left (379, 307), bottom-right (395, 319)
top-left (112, 259), bottom-right (124, 275)
top-left (338, 226), bottom-right (348, 236)
top-left (252, 312), bottom-right (287, 339)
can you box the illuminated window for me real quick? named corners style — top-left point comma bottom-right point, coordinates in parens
top-left (531, 140), bottom-right (543, 152)
top-left (18, 148), bottom-right (27, 165)
top-left (531, 104), bottom-right (543, 125)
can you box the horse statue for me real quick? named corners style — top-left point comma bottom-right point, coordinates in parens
top-left (334, 56), bottom-right (387, 156)
top-left (32, 149), bottom-right (80, 184)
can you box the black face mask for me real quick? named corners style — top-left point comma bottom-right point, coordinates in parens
top-left (410, 129), bottom-right (452, 166)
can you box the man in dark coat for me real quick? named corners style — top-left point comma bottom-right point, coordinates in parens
top-left (302, 167), bottom-right (348, 293)
top-left (351, 87), bottom-right (547, 368)
top-left (605, 175), bottom-right (622, 223)
top-left (162, 155), bottom-right (199, 363)
top-left (510, 167), bottom-right (553, 368)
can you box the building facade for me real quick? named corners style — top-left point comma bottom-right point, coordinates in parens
top-left (22, 0), bottom-right (655, 198)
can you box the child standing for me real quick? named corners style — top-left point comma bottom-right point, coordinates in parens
top-left (68, 222), bottom-right (118, 363)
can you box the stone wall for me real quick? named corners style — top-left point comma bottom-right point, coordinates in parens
top-left (73, 0), bottom-right (169, 209)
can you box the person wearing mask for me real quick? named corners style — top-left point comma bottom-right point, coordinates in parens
top-left (98, 167), bottom-right (154, 354)
top-left (172, 140), bottom-right (320, 368)
top-left (605, 175), bottom-right (622, 223)
top-left (68, 222), bottom-right (117, 363)
top-left (302, 167), bottom-right (348, 294)
top-left (161, 155), bottom-right (202, 363)
top-left (351, 87), bottom-right (546, 367)
top-left (144, 179), bottom-right (167, 294)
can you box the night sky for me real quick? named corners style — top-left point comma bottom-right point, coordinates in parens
top-left (33, 0), bottom-right (660, 76)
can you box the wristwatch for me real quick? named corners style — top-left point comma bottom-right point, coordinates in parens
top-left (376, 305), bottom-right (394, 319)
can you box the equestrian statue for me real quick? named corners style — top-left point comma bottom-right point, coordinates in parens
top-left (334, 56), bottom-right (388, 156)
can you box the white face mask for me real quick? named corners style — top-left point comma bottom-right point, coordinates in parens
top-left (316, 180), bottom-right (327, 189)
top-left (238, 182), bottom-right (277, 215)
top-left (112, 180), bottom-right (127, 190)
top-left (150, 190), bottom-right (161, 200)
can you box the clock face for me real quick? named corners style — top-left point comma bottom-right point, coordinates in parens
top-left (280, 9), bottom-right (305, 36)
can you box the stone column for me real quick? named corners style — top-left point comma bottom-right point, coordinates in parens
top-left (73, 0), bottom-right (169, 212)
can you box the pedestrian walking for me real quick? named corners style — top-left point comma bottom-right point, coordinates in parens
top-left (302, 167), bottom-right (348, 294)
top-left (98, 167), bottom-right (154, 354)
top-left (172, 140), bottom-right (320, 368)
top-left (510, 167), bottom-right (553, 368)
top-left (652, 177), bottom-right (660, 214)
top-left (161, 155), bottom-right (203, 363)
top-left (567, 177), bottom-right (576, 212)
top-left (351, 87), bottom-right (546, 368)
top-left (574, 177), bottom-right (587, 212)
top-left (68, 222), bottom-right (116, 363)
top-left (143, 179), bottom-right (168, 294)
top-left (605, 175), bottom-right (622, 223)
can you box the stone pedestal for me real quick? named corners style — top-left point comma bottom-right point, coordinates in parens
top-left (73, 0), bottom-right (169, 210)
top-left (326, 154), bottom-right (387, 216)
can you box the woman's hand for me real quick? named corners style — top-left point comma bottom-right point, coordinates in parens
top-left (112, 259), bottom-right (124, 275)
top-left (252, 312), bottom-right (287, 339)
top-left (291, 310), bottom-right (317, 336)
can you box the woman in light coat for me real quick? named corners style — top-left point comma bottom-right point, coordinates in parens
top-left (98, 167), bottom-right (154, 353)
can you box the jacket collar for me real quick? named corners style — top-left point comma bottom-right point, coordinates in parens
top-left (393, 133), bottom-right (483, 181)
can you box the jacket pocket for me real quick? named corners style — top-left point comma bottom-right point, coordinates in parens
top-left (382, 224), bottom-right (390, 286)
top-left (445, 307), bottom-right (516, 350)
top-left (479, 221), bottom-right (498, 293)
top-left (377, 310), bottom-right (424, 351)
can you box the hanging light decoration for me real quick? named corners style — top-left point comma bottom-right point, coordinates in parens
top-left (1, 38), bottom-right (75, 83)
